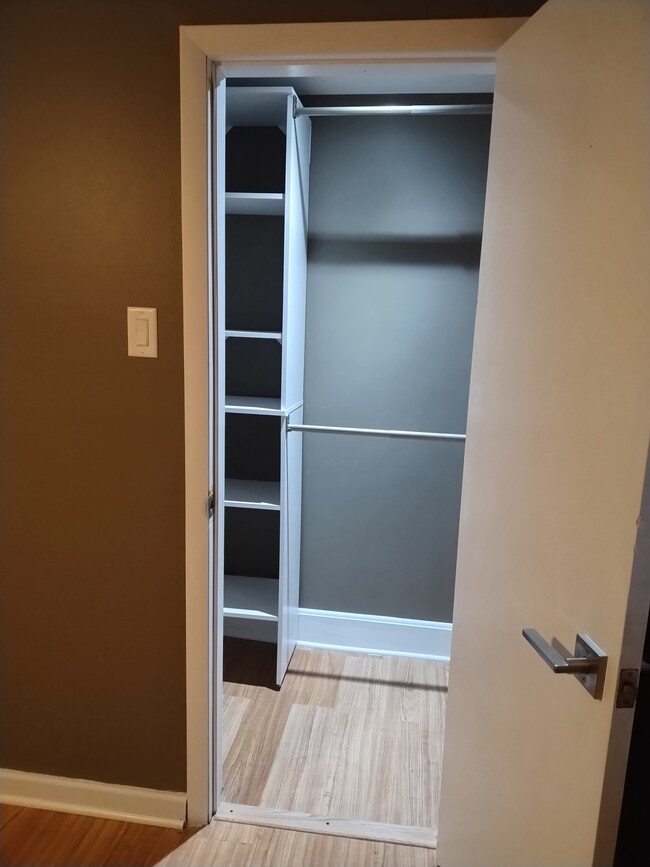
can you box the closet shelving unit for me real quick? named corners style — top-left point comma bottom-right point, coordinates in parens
top-left (220, 86), bottom-right (311, 684)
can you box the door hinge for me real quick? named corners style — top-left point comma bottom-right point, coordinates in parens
top-left (616, 668), bottom-right (639, 708)
top-left (207, 489), bottom-right (215, 519)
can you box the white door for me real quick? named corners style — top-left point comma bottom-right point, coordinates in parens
top-left (438, 2), bottom-right (650, 866)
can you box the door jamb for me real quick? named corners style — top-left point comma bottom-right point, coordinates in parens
top-left (179, 17), bottom-right (524, 827)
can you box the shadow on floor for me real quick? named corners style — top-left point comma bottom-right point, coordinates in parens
top-left (223, 637), bottom-right (279, 690)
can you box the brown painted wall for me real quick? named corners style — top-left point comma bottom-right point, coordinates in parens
top-left (0, 0), bottom-right (544, 792)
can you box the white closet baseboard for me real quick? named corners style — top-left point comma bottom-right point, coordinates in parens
top-left (0, 769), bottom-right (187, 829)
top-left (223, 608), bottom-right (452, 660)
top-left (297, 608), bottom-right (452, 661)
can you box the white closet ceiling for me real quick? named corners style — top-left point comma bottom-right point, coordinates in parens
top-left (223, 61), bottom-right (495, 95)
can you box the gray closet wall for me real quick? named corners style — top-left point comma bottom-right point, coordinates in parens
top-left (298, 113), bottom-right (491, 621)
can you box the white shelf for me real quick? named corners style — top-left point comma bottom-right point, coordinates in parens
top-left (225, 396), bottom-right (303, 416)
top-left (225, 478), bottom-right (281, 510)
top-left (224, 574), bottom-right (278, 622)
top-left (225, 395), bottom-right (283, 415)
top-left (226, 193), bottom-right (285, 216)
top-left (226, 330), bottom-right (282, 342)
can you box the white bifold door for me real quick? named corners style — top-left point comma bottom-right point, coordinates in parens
top-left (438, 2), bottom-right (650, 867)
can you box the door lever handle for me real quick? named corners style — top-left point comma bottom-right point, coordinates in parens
top-left (522, 628), bottom-right (607, 699)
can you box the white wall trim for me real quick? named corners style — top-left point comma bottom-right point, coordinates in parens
top-left (180, 18), bottom-right (524, 825)
top-left (183, 18), bottom-right (525, 64)
top-left (297, 608), bottom-right (452, 661)
top-left (180, 27), bottom-right (213, 827)
top-left (0, 769), bottom-right (187, 830)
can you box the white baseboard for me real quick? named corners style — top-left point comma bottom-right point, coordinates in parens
top-left (0, 769), bottom-right (187, 829)
top-left (297, 608), bottom-right (451, 661)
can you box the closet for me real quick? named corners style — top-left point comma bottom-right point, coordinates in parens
top-left (220, 83), bottom-right (491, 686)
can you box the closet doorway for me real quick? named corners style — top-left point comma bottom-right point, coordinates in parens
top-left (211, 65), bottom-right (492, 851)
top-left (182, 9), bottom-right (650, 866)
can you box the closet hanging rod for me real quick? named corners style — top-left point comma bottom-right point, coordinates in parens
top-left (293, 103), bottom-right (492, 118)
top-left (287, 423), bottom-right (465, 442)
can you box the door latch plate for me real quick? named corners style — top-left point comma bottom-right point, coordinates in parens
top-left (616, 668), bottom-right (639, 709)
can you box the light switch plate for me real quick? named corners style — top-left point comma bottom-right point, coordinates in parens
top-left (127, 307), bottom-right (158, 358)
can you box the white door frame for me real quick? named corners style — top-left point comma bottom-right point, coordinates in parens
top-left (179, 16), bottom-right (527, 827)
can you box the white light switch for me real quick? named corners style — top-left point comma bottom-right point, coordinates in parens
top-left (135, 317), bottom-right (149, 346)
top-left (127, 307), bottom-right (158, 357)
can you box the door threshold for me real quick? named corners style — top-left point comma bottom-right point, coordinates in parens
top-left (215, 802), bottom-right (437, 849)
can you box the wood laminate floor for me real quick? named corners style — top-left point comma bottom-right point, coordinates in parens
top-left (0, 804), bottom-right (198, 866)
top-left (1, 645), bottom-right (446, 867)
top-left (156, 818), bottom-right (437, 866)
top-left (221, 640), bottom-right (448, 831)
top-left (158, 644), bottom-right (445, 866)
